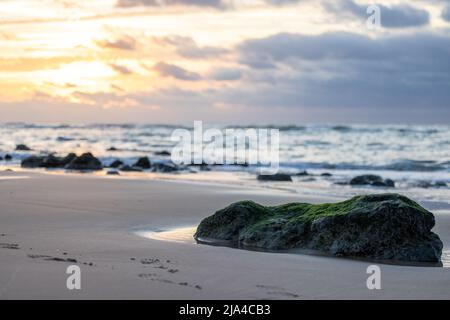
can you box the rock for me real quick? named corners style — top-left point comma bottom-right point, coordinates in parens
top-left (4, 154), bottom-right (12, 161)
top-left (189, 162), bottom-right (211, 171)
top-left (60, 153), bottom-right (77, 166)
top-left (0, 156), bottom-right (3, 160)
top-left (65, 153), bottom-right (102, 171)
top-left (321, 172), bottom-right (333, 177)
top-left (21, 156), bottom-right (45, 168)
top-left (350, 175), bottom-right (395, 188)
top-left (119, 165), bottom-right (143, 172)
top-left (107, 147), bottom-right (118, 151)
top-left (155, 150), bottom-right (171, 156)
top-left (133, 157), bottom-right (151, 169)
top-left (151, 162), bottom-right (180, 173)
top-left (41, 154), bottom-right (64, 168)
top-left (257, 174), bottom-right (292, 182)
top-left (414, 180), bottom-right (447, 189)
top-left (194, 194), bottom-right (443, 263)
top-left (21, 153), bottom-right (77, 169)
top-left (56, 136), bottom-right (73, 142)
top-left (295, 170), bottom-right (309, 176)
top-left (16, 144), bottom-right (31, 151)
top-left (109, 160), bottom-right (124, 168)
top-left (107, 170), bottom-right (120, 175)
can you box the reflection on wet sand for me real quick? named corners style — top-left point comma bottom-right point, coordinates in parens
top-left (136, 227), bottom-right (197, 244)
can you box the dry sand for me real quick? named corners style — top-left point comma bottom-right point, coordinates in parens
top-left (0, 170), bottom-right (449, 299)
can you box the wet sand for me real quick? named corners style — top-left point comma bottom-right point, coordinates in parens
top-left (0, 170), bottom-right (449, 299)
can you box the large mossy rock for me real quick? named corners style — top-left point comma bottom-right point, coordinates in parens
top-left (194, 194), bottom-right (443, 262)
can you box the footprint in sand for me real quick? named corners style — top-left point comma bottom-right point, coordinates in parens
top-left (138, 269), bottom-right (202, 290)
top-left (28, 253), bottom-right (95, 266)
top-left (0, 242), bottom-right (20, 249)
top-left (139, 257), bottom-right (179, 274)
top-left (256, 284), bottom-right (300, 298)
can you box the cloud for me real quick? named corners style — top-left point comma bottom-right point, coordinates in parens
top-left (442, 5), bottom-right (450, 22)
top-left (116, 0), bottom-right (228, 9)
top-left (235, 31), bottom-right (450, 110)
top-left (152, 35), bottom-right (228, 59)
top-left (96, 36), bottom-right (137, 50)
top-left (328, 0), bottom-right (430, 28)
top-left (109, 63), bottom-right (133, 75)
top-left (152, 61), bottom-right (202, 81)
top-left (208, 68), bottom-right (242, 81)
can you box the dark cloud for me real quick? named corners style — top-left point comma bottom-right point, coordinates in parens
top-left (153, 35), bottom-right (228, 59)
top-left (328, 0), bottom-right (430, 28)
top-left (153, 61), bottom-right (202, 81)
top-left (234, 31), bottom-right (450, 110)
top-left (117, 0), bottom-right (228, 9)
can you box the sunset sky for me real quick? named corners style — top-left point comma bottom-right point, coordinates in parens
top-left (0, 0), bottom-right (449, 124)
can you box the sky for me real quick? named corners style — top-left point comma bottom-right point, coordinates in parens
top-left (0, 0), bottom-right (449, 124)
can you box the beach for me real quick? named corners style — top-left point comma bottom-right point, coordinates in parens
top-left (1, 170), bottom-right (449, 300)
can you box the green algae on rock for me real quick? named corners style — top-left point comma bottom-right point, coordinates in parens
top-left (194, 194), bottom-right (443, 263)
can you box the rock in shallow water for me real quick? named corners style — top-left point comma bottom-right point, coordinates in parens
top-left (21, 153), bottom-right (78, 169)
top-left (350, 175), bottom-right (395, 188)
top-left (109, 159), bottom-right (124, 168)
top-left (257, 174), bottom-right (292, 182)
top-left (194, 194), bottom-right (442, 263)
top-left (15, 144), bottom-right (31, 151)
top-left (133, 157), bottom-right (151, 169)
top-left (65, 153), bottom-right (102, 171)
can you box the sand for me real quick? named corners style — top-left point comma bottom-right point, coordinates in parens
top-left (0, 170), bottom-right (449, 300)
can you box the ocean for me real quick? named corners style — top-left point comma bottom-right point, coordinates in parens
top-left (1, 122), bottom-right (449, 208)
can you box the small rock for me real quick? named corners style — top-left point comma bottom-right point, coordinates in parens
top-left (350, 175), bottom-right (395, 188)
top-left (107, 170), bottom-right (120, 175)
top-left (415, 180), bottom-right (448, 189)
top-left (119, 165), bottom-right (143, 172)
top-left (65, 153), bottom-right (103, 171)
top-left (321, 172), bottom-right (333, 177)
top-left (41, 154), bottom-right (64, 168)
top-left (133, 157), bottom-right (151, 169)
top-left (257, 174), bottom-right (292, 182)
top-left (109, 160), bottom-right (124, 168)
top-left (151, 162), bottom-right (180, 173)
top-left (60, 153), bottom-right (77, 166)
top-left (16, 144), bottom-right (31, 151)
top-left (295, 170), bottom-right (309, 176)
top-left (21, 156), bottom-right (44, 168)
top-left (107, 147), bottom-right (118, 151)
top-left (189, 162), bottom-right (211, 171)
top-left (5, 154), bottom-right (12, 161)
top-left (155, 151), bottom-right (171, 156)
